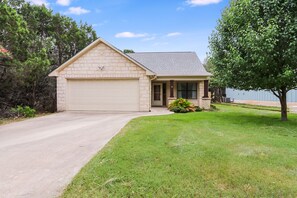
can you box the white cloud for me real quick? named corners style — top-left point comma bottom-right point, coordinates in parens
top-left (26, 0), bottom-right (49, 6)
top-left (166, 32), bottom-right (182, 37)
top-left (56, 0), bottom-right (71, 6)
top-left (92, 20), bottom-right (108, 27)
top-left (115, 32), bottom-right (148, 38)
top-left (153, 42), bottom-right (168, 46)
top-left (142, 36), bottom-right (156, 41)
top-left (176, 7), bottom-right (185, 11)
top-left (65, 7), bottom-right (90, 15)
top-left (186, 0), bottom-right (222, 6)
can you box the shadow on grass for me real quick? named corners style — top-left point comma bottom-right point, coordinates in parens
top-left (213, 104), bottom-right (296, 123)
top-left (216, 110), bottom-right (296, 124)
top-left (218, 103), bottom-right (281, 112)
top-left (211, 111), bottom-right (297, 137)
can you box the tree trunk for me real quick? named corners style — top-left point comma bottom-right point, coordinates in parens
top-left (279, 89), bottom-right (288, 121)
top-left (211, 87), bottom-right (223, 103)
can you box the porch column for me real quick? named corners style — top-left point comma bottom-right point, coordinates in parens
top-left (167, 80), bottom-right (176, 106)
top-left (201, 80), bottom-right (211, 110)
top-left (203, 80), bottom-right (209, 98)
top-left (170, 80), bottom-right (174, 97)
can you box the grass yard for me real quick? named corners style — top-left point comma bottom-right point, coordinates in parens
top-left (225, 103), bottom-right (282, 112)
top-left (62, 104), bottom-right (297, 197)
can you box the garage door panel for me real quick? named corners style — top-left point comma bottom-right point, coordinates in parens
top-left (67, 79), bottom-right (139, 111)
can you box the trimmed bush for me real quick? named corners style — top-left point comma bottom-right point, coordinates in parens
top-left (168, 98), bottom-right (196, 113)
top-left (180, 108), bottom-right (188, 113)
top-left (195, 106), bottom-right (203, 112)
top-left (170, 106), bottom-right (182, 113)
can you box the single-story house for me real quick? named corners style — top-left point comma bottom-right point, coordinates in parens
top-left (49, 38), bottom-right (211, 112)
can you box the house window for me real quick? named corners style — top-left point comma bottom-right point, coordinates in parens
top-left (177, 82), bottom-right (197, 99)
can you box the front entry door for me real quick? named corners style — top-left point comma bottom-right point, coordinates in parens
top-left (152, 83), bottom-right (162, 106)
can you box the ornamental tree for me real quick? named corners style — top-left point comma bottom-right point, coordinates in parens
top-left (209, 0), bottom-right (297, 121)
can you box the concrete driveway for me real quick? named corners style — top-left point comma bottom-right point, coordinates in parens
top-left (0, 109), bottom-right (170, 198)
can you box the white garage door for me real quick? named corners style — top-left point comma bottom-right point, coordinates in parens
top-left (67, 79), bottom-right (139, 111)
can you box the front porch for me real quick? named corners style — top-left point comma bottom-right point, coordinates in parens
top-left (151, 78), bottom-right (211, 109)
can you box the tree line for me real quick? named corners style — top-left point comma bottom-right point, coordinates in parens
top-left (0, 0), bottom-right (97, 116)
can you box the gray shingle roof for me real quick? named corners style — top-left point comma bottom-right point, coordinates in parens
top-left (127, 52), bottom-right (211, 76)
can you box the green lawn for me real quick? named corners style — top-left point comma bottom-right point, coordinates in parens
top-left (62, 104), bottom-right (297, 197)
top-left (226, 103), bottom-right (283, 112)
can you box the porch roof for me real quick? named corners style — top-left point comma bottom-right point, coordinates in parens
top-left (127, 52), bottom-right (211, 77)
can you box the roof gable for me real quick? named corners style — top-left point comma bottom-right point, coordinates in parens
top-left (127, 52), bottom-right (211, 77)
top-left (49, 38), bottom-right (155, 76)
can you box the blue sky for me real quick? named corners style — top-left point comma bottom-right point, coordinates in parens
top-left (27, 0), bottom-right (229, 61)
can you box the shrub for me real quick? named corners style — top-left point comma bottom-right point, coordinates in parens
top-left (195, 106), bottom-right (203, 112)
top-left (11, 106), bottom-right (36, 118)
top-left (170, 106), bottom-right (182, 113)
top-left (168, 98), bottom-right (196, 113)
top-left (180, 108), bottom-right (188, 113)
